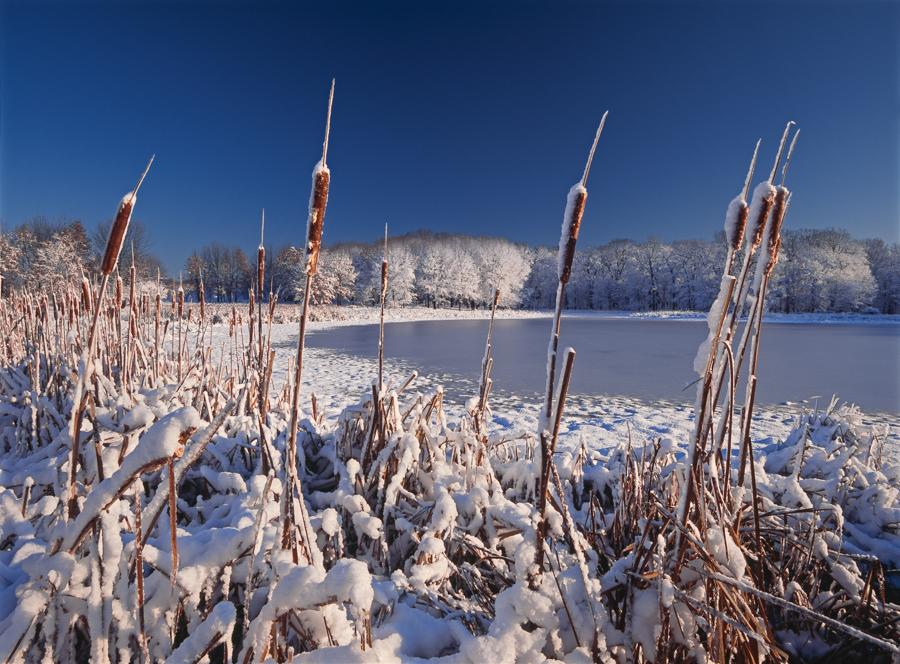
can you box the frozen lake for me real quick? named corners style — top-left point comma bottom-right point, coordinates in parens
top-left (307, 317), bottom-right (900, 414)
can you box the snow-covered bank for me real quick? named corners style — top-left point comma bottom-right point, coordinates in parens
top-left (201, 303), bottom-right (900, 331)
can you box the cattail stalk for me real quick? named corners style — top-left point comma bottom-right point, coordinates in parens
top-left (65, 156), bottom-right (153, 521)
top-left (258, 210), bottom-right (266, 372)
top-left (533, 348), bottom-right (576, 584)
top-left (476, 288), bottom-right (500, 431)
top-left (541, 112), bottom-right (607, 438)
top-left (283, 80), bottom-right (334, 567)
top-left (377, 224), bottom-right (388, 391)
top-left (133, 483), bottom-right (148, 663)
top-left (713, 129), bottom-right (799, 453)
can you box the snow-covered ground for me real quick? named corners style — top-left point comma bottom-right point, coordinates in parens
top-left (214, 319), bottom-right (900, 458)
top-left (1, 296), bottom-right (897, 662)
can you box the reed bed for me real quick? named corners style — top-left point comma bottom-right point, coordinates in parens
top-left (0, 109), bottom-right (897, 664)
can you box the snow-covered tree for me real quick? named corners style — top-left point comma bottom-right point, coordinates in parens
top-left (865, 238), bottom-right (900, 313)
top-left (312, 247), bottom-right (358, 305)
top-left (384, 245), bottom-right (417, 306)
top-left (522, 248), bottom-right (557, 309)
top-left (471, 239), bottom-right (532, 307)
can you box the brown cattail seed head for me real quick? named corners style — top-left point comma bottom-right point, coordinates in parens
top-left (724, 196), bottom-right (749, 252)
top-left (746, 182), bottom-right (776, 252)
top-left (765, 187), bottom-right (790, 275)
top-left (81, 275), bottom-right (92, 314)
top-left (305, 165), bottom-right (330, 275)
top-left (101, 194), bottom-right (135, 276)
top-left (257, 246), bottom-right (265, 294)
top-left (558, 185), bottom-right (587, 284)
top-left (732, 202), bottom-right (749, 251)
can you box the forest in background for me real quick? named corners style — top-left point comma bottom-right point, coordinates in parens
top-left (1, 219), bottom-right (898, 314)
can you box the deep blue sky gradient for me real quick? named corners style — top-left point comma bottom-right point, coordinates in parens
top-left (1, 0), bottom-right (898, 273)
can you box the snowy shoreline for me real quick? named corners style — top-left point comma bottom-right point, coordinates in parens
top-left (200, 302), bottom-right (900, 331)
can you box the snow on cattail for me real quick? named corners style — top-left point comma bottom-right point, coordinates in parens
top-left (304, 80), bottom-right (334, 276)
top-left (101, 156), bottom-right (154, 276)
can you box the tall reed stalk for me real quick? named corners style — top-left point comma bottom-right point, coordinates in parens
top-left (377, 224), bottom-right (388, 391)
top-left (534, 112), bottom-right (607, 582)
top-left (282, 79), bottom-right (334, 565)
top-left (65, 155), bottom-right (154, 521)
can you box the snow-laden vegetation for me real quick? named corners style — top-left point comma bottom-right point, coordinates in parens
top-left (0, 105), bottom-right (898, 664)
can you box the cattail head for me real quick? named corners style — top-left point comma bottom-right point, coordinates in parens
top-left (115, 274), bottom-right (123, 309)
top-left (724, 196), bottom-right (749, 252)
top-left (81, 272), bottom-right (92, 314)
top-left (199, 274), bottom-right (206, 321)
top-left (257, 245), bottom-right (265, 288)
top-left (746, 181), bottom-right (777, 252)
top-left (258, 209), bottom-right (266, 295)
top-left (380, 223), bottom-right (389, 298)
top-left (558, 113), bottom-right (606, 285)
top-left (305, 163), bottom-right (330, 276)
top-left (101, 193), bottom-right (135, 276)
top-left (558, 184), bottom-right (587, 284)
top-left (304, 81), bottom-right (335, 277)
top-left (100, 156), bottom-right (153, 276)
top-left (176, 276), bottom-right (184, 318)
top-left (764, 186), bottom-right (790, 275)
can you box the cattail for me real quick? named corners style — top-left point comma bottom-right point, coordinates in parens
top-left (115, 273), bottom-right (123, 310)
top-left (304, 80), bottom-right (334, 276)
top-left (258, 209), bottom-right (266, 299)
top-left (558, 113), bottom-right (607, 284)
top-left (746, 122), bottom-right (794, 252)
top-left (378, 224), bottom-right (388, 389)
top-left (176, 278), bottom-right (184, 318)
top-left (542, 112), bottom-right (608, 429)
top-left (558, 187), bottom-right (586, 284)
top-left (257, 211), bottom-right (265, 368)
top-left (763, 130), bottom-right (799, 275)
top-left (724, 139), bottom-right (760, 252)
top-left (764, 188), bottom-right (790, 275)
top-left (80, 270), bottom-right (92, 315)
top-left (380, 230), bottom-right (388, 299)
top-left (128, 244), bottom-right (137, 310)
top-left (198, 268), bottom-right (206, 321)
top-left (101, 156), bottom-right (154, 276)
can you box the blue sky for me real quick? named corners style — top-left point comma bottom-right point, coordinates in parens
top-left (1, 0), bottom-right (897, 273)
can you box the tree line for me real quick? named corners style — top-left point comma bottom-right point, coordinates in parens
top-left (2, 219), bottom-right (898, 314)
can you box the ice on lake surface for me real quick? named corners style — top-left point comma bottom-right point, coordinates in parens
top-left (306, 317), bottom-right (900, 414)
